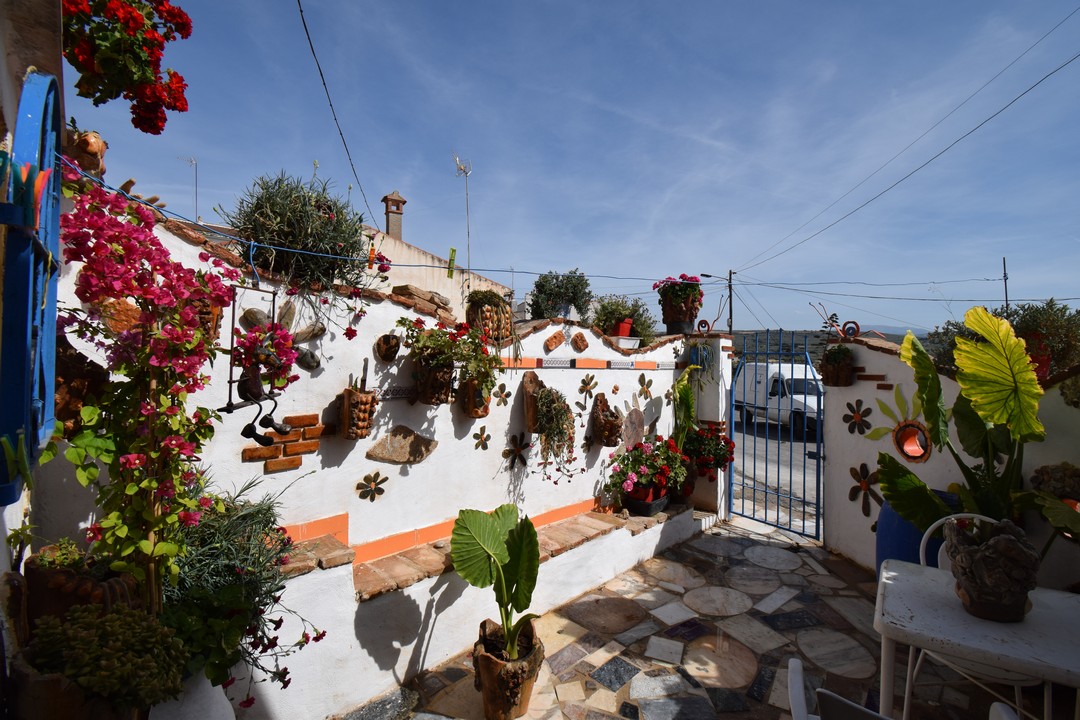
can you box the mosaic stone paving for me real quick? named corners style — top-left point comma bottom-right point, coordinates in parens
top-left (408, 517), bottom-right (1026, 720)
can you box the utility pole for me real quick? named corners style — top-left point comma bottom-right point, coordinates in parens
top-left (1002, 257), bottom-right (1009, 312)
top-left (453, 153), bottom-right (472, 293)
top-left (727, 270), bottom-right (735, 334)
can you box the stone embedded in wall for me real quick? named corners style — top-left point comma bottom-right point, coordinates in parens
top-left (366, 425), bottom-right (438, 464)
top-left (571, 332), bottom-right (589, 352)
top-left (292, 322), bottom-right (327, 344)
top-left (374, 334), bottom-right (401, 362)
top-left (392, 284), bottom-right (451, 312)
top-left (100, 298), bottom-right (140, 334)
top-left (296, 347), bottom-right (321, 371)
top-left (277, 299), bottom-right (297, 330)
top-left (623, 407), bottom-right (645, 449)
top-left (544, 330), bottom-right (566, 353)
top-left (240, 307), bottom-right (271, 330)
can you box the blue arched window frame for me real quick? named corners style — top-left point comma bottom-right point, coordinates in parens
top-left (0, 73), bottom-right (61, 504)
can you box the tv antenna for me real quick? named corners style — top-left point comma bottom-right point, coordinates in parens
top-left (179, 155), bottom-right (198, 221)
top-left (453, 151), bottom-right (472, 292)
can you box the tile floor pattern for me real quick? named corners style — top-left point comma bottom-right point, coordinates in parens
top-left (407, 517), bottom-right (1049, 720)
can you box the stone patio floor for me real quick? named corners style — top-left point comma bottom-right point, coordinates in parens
top-left (404, 514), bottom-right (1067, 720)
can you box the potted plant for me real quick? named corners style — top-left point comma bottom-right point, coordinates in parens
top-left (395, 317), bottom-right (504, 409)
top-left (592, 294), bottom-right (657, 348)
top-left (527, 268), bottom-right (592, 321)
top-left (534, 386), bottom-right (576, 474)
top-left (12, 603), bottom-right (187, 719)
top-left (819, 343), bottom-right (854, 386)
top-left (603, 435), bottom-right (689, 515)
top-left (162, 480), bottom-right (324, 704)
top-left (877, 306), bottom-right (1045, 532)
top-left (450, 504), bottom-right (544, 720)
top-left (683, 425), bottom-right (736, 484)
top-left (653, 274), bottom-right (703, 335)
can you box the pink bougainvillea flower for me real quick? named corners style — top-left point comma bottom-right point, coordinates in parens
top-left (119, 453), bottom-right (146, 469)
top-left (177, 510), bottom-right (201, 527)
top-left (85, 523), bottom-right (103, 542)
top-left (239, 697), bottom-right (255, 709)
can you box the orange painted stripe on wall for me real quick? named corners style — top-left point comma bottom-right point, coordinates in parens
top-left (574, 358), bottom-right (607, 369)
top-left (350, 498), bottom-right (603, 564)
top-left (283, 513), bottom-right (348, 546)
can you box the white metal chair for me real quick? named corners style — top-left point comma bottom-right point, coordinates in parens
top-left (903, 513), bottom-right (1046, 720)
top-left (789, 657), bottom-right (888, 720)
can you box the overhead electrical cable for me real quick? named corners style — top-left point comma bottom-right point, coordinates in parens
top-left (737, 4), bottom-right (1080, 271)
top-left (296, 0), bottom-right (379, 230)
top-left (737, 44), bottom-right (1080, 274)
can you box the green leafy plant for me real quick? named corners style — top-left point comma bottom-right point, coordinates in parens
top-left (670, 365), bottom-right (699, 450)
top-left (653, 273), bottom-right (703, 318)
top-left (32, 538), bottom-right (87, 570)
top-left (821, 343), bottom-right (853, 366)
top-left (592, 294), bottom-right (657, 344)
top-left (535, 387), bottom-right (575, 469)
top-left (25, 603), bottom-right (187, 709)
top-left (528, 269), bottom-right (592, 321)
top-left (450, 504), bottom-right (539, 660)
top-left (877, 307), bottom-right (1045, 531)
top-left (162, 480), bottom-right (322, 702)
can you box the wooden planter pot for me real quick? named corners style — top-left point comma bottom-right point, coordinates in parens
top-left (659, 297), bottom-right (700, 335)
top-left (459, 379), bottom-right (491, 418)
top-left (9, 655), bottom-right (138, 720)
top-left (472, 619), bottom-right (545, 720)
top-left (590, 394), bottom-right (623, 447)
top-left (820, 360), bottom-right (854, 387)
top-left (466, 301), bottom-right (514, 343)
top-left (340, 387), bottom-right (378, 439)
top-left (415, 360), bottom-right (455, 405)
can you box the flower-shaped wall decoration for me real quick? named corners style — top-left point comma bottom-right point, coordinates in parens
top-left (357, 472), bottom-right (388, 502)
top-left (843, 399), bottom-right (873, 435)
top-left (637, 373), bottom-right (653, 400)
top-left (848, 463), bottom-right (883, 518)
top-left (502, 431), bottom-right (528, 470)
top-left (493, 382), bottom-right (512, 407)
top-left (579, 374), bottom-right (597, 400)
top-left (473, 426), bottom-right (491, 451)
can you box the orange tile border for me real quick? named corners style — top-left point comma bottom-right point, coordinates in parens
top-left (574, 358), bottom-right (607, 369)
top-left (284, 513), bottom-right (348, 546)
top-left (506, 357), bottom-right (539, 369)
top-left (349, 498), bottom-right (605, 565)
top-left (635, 361), bottom-right (658, 370)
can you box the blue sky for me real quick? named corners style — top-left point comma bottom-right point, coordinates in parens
top-left (63, 1), bottom-right (1080, 333)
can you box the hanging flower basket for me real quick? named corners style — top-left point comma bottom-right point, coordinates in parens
top-left (654, 274), bottom-right (703, 335)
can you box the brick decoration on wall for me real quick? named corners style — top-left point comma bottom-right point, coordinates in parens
top-left (240, 412), bottom-right (335, 474)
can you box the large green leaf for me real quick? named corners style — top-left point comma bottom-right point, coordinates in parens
top-left (451, 508), bottom-right (511, 589)
top-left (952, 394), bottom-right (990, 461)
top-left (954, 306), bottom-right (1044, 442)
top-left (900, 333), bottom-right (949, 449)
top-left (503, 515), bottom-right (540, 614)
top-left (876, 452), bottom-right (954, 531)
top-left (1015, 490), bottom-right (1080, 543)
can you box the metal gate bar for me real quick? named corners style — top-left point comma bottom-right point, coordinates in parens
top-left (728, 330), bottom-right (822, 538)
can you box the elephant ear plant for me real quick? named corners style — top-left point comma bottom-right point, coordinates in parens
top-left (451, 504), bottom-right (539, 659)
top-left (878, 306), bottom-right (1045, 530)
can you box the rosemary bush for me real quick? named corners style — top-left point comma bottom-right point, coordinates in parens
top-left (162, 481), bottom-right (323, 698)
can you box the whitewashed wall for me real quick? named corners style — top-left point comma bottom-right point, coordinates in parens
top-left (822, 339), bottom-right (1080, 588)
top-left (35, 220), bottom-right (737, 717)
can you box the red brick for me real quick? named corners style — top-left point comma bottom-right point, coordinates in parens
top-left (400, 545), bottom-right (452, 577)
top-left (303, 424), bottom-right (336, 440)
top-left (292, 535), bottom-right (354, 570)
top-left (283, 440), bottom-right (320, 456)
top-left (368, 556), bottom-right (426, 590)
top-left (264, 456), bottom-right (303, 473)
top-left (544, 330), bottom-right (566, 352)
top-left (283, 413), bottom-right (320, 428)
top-left (267, 429), bottom-right (302, 443)
top-left (241, 445), bottom-right (282, 462)
top-left (353, 563), bottom-right (395, 601)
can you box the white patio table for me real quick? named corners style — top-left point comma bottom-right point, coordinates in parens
top-left (874, 559), bottom-right (1080, 720)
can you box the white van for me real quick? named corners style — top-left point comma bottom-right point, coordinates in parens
top-left (731, 362), bottom-right (822, 437)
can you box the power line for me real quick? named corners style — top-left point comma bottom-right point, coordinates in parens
top-left (296, 0), bottom-right (379, 230)
top-left (737, 43), bottom-right (1080, 274)
top-left (737, 4), bottom-right (1080, 271)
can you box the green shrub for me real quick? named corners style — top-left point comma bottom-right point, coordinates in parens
top-left (528, 269), bottom-right (592, 321)
top-left (592, 294), bottom-right (657, 344)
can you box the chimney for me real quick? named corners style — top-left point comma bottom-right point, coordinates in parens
top-left (381, 191), bottom-right (406, 240)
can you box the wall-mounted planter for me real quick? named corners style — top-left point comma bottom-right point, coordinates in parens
top-left (340, 387), bottom-right (378, 440)
top-left (415, 360), bottom-right (454, 405)
top-left (522, 371), bottom-right (543, 432)
top-left (820, 360), bottom-right (854, 387)
top-left (613, 337), bottom-right (640, 350)
top-left (458, 379), bottom-right (491, 419)
top-left (590, 393), bottom-right (623, 447)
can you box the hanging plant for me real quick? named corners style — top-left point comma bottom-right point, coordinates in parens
top-left (534, 387), bottom-right (578, 483)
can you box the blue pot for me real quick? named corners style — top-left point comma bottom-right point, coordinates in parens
top-left (875, 491), bottom-right (959, 577)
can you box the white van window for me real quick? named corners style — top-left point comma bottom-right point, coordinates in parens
top-left (789, 378), bottom-right (820, 395)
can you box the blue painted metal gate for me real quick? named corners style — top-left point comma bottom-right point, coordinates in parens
top-left (0, 73), bottom-right (62, 504)
top-left (728, 331), bottom-right (823, 538)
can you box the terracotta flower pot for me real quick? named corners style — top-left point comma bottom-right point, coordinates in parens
top-left (623, 485), bottom-right (670, 516)
top-left (472, 618), bottom-right (544, 720)
top-left (659, 296), bottom-right (700, 335)
top-left (614, 318), bottom-right (633, 337)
